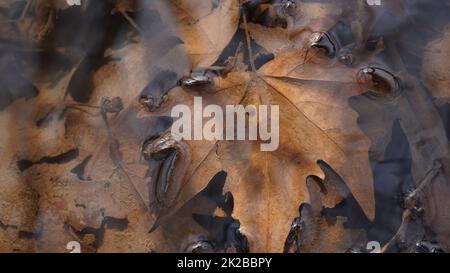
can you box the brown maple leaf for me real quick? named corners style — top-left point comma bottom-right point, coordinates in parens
top-left (1, 0), bottom-right (450, 254)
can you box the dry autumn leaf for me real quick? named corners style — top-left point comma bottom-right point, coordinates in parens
top-left (1, 0), bottom-right (450, 254)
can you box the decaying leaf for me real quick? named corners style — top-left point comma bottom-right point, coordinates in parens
top-left (1, 0), bottom-right (450, 253)
top-left (169, 0), bottom-right (240, 67)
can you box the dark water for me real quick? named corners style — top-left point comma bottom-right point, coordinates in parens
top-left (0, 0), bottom-right (449, 253)
top-left (368, 120), bottom-right (414, 245)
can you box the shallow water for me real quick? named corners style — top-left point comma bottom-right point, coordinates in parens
top-left (0, 0), bottom-right (449, 253)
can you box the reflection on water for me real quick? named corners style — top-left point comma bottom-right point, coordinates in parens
top-left (0, 0), bottom-right (449, 252)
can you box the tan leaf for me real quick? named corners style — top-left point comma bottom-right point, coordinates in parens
top-left (170, 0), bottom-right (240, 66)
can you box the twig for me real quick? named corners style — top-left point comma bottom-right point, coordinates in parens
top-left (99, 107), bottom-right (150, 216)
top-left (405, 160), bottom-right (442, 208)
top-left (381, 161), bottom-right (442, 252)
top-left (20, 0), bottom-right (34, 19)
top-left (65, 100), bottom-right (150, 215)
top-left (119, 10), bottom-right (142, 34)
top-left (242, 12), bottom-right (256, 72)
top-left (381, 210), bottom-right (412, 253)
